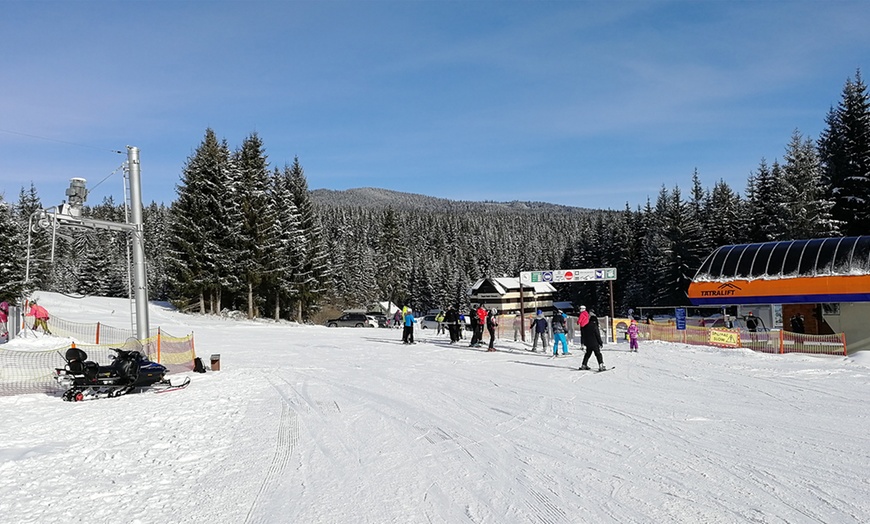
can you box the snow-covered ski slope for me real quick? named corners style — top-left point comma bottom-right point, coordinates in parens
top-left (2, 292), bottom-right (869, 524)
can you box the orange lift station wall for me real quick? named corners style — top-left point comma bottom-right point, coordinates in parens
top-left (688, 236), bottom-right (870, 306)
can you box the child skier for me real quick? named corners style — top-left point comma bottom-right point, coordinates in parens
top-left (627, 319), bottom-right (639, 352)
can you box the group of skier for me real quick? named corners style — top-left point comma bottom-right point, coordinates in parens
top-left (466, 304), bottom-right (498, 351)
top-left (522, 305), bottom-right (608, 370)
top-left (397, 301), bottom-right (640, 373)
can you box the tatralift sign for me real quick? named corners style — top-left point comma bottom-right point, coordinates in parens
top-left (688, 275), bottom-right (870, 305)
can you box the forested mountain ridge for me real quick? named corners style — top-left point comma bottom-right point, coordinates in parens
top-left (310, 187), bottom-right (592, 214)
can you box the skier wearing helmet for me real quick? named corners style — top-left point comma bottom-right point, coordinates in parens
top-left (627, 318), bottom-right (640, 352)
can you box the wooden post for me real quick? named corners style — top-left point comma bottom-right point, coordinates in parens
top-left (609, 280), bottom-right (615, 342)
top-left (519, 276), bottom-right (525, 342)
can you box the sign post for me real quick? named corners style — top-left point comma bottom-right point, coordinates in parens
top-left (675, 308), bottom-right (687, 330)
top-left (519, 268), bottom-right (618, 341)
top-left (675, 307), bottom-right (687, 344)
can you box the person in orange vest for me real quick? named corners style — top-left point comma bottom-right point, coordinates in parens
top-left (27, 300), bottom-right (52, 334)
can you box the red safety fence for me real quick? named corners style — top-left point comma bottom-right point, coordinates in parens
top-left (633, 320), bottom-right (847, 356)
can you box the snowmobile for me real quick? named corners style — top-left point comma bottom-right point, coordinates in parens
top-left (55, 344), bottom-right (189, 401)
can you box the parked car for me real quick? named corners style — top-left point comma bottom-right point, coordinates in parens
top-left (419, 315), bottom-right (439, 329)
top-left (325, 313), bottom-right (378, 328)
top-left (365, 312), bottom-right (389, 328)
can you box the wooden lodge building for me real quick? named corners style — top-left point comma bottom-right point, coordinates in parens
top-left (468, 277), bottom-right (558, 315)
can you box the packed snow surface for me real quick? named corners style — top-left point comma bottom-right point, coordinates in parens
top-left (2, 293), bottom-right (870, 524)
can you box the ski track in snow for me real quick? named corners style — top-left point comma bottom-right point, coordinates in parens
top-left (2, 293), bottom-right (870, 523)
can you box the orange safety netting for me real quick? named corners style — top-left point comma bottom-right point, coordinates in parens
top-left (2, 316), bottom-right (196, 397)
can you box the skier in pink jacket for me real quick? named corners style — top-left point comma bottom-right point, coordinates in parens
top-left (27, 300), bottom-right (51, 334)
top-left (627, 319), bottom-right (640, 352)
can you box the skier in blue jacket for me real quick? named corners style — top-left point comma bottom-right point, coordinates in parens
top-left (551, 310), bottom-right (569, 356)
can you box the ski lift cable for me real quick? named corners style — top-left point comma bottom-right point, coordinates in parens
top-left (86, 163), bottom-right (126, 195)
top-left (0, 127), bottom-right (125, 154)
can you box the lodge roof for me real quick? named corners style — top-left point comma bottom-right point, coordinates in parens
top-left (468, 277), bottom-right (557, 296)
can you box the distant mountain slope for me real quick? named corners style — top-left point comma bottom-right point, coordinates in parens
top-left (310, 187), bottom-right (595, 214)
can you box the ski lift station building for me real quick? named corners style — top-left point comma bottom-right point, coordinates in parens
top-left (688, 236), bottom-right (870, 353)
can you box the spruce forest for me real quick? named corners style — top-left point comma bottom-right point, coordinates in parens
top-left (1, 72), bottom-right (868, 321)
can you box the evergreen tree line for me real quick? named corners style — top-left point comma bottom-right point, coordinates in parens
top-left (0, 71), bottom-right (867, 320)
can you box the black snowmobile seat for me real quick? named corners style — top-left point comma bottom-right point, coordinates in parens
top-left (112, 351), bottom-right (141, 384)
top-left (65, 347), bottom-right (88, 362)
top-left (65, 347), bottom-right (89, 374)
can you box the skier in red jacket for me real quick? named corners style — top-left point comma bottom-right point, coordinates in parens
top-left (576, 305), bottom-right (589, 348)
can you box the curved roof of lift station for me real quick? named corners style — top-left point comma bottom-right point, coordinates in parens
top-left (688, 237), bottom-right (870, 305)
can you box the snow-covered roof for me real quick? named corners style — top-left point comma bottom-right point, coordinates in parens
top-left (468, 277), bottom-right (557, 295)
top-left (376, 301), bottom-right (400, 315)
top-left (693, 236), bottom-right (870, 282)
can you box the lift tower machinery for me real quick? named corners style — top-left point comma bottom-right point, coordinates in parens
top-left (25, 146), bottom-right (150, 341)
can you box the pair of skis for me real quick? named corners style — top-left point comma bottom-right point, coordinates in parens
top-left (578, 366), bottom-right (614, 373)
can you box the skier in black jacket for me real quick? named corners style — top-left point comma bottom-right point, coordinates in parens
top-left (468, 305), bottom-right (480, 346)
top-left (486, 308), bottom-right (499, 351)
top-left (579, 312), bottom-right (605, 371)
top-left (445, 306), bottom-right (460, 343)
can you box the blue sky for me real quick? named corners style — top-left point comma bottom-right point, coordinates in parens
top-left (1, 0), bottom-right (869, 211)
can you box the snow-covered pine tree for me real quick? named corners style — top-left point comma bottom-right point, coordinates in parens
top-left (270, 165), bottom-right (304, 320)
top-left (81, 197), bottom-right (130, 297)
top-left (782, 130), bottom-right (839, 239)
top-left (14, 184), bottom-right (51, 292)
top-left (143, 202), bottom-right (172, 300)
top-left (606, 204), bottom-right (640, 313)
top-left (652, 186), bottom-right (706, 305)
top-left (233, 133), bottom-right (279, 319)
top-left (705, 179), bottom-right (742, 250)
top-left (0, 196), bottom-right (27, 299)
top-left (819, 70), bottom-right (870, 235)
top-left (75, 232), bottom-right (118, 296)
top-left (168, 128), bottom-right (236, 313)
top-left (375, 208), bottom-right (410, 308)
top-left (746, 159), bottom-right (789, 242)
top-left (689, 169), bottom-right (715, 257)
top-left (287, 157), bottom-right (330, 322)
